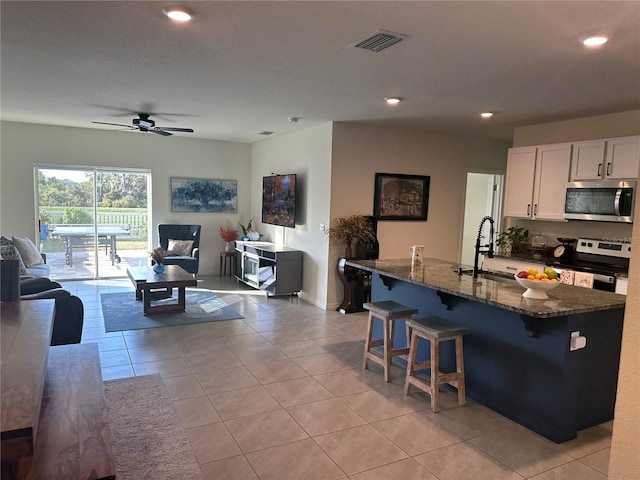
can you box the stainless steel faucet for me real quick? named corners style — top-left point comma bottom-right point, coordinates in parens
top-left (473, 216), bottom-right (495, 278)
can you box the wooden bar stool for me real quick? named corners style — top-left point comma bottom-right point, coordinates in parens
top-left (363, 300), bottom-right (418, 382)
top-left (404, 317), bottom-right (471, 412)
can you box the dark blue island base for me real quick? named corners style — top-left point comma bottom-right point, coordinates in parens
top-left (368, 273), bottom-right (624, 443)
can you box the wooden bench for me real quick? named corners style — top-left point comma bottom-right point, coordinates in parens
top-left (15, 343), bottom-right (116, 479)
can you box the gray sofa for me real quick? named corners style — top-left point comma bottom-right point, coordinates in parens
top-left (1, 235), bottom-right (50, 277)
top-left (25, 254), bottom-right (50, 277)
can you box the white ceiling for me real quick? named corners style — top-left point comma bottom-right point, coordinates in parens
top-left (2, 1), bottom-right (639, 143)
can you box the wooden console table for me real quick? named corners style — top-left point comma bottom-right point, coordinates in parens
top-left (1, 300), bottom-right (55, 464)
top-left (1, 301), bottom-right (115, 479)
top-left (234, 241), bottom-right (302, 295)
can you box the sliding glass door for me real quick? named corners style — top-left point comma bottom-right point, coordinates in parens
top-left (35, 166), bottom-right (151, 280)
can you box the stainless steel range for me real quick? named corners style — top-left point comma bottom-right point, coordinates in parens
top-left (550, 238), bottom-right (631, 292)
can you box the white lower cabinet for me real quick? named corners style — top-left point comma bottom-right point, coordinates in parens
top-left (615, 277), bottom-right (628, 295)
top-left (483, 257), bottom-right (546, 276)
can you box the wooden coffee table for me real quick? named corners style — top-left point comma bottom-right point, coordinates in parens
top-left (127, 265), bottom-right (197, 315)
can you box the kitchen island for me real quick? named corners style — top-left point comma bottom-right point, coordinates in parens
top-left (346, 257), bottom-right (626, 443)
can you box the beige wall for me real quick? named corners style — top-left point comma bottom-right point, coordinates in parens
top-left (329, 122), bottom-right (509, 309)
top-left (609, 155), bottom-right (640, 479)
top-left (513, 110), bottom-right (640, 146)
top-left (250, 123), bottom-right (333, 308)
top-left (513, 111), bottom-right (640, 479)
top-left (0, 121), bottom-right (252, 276)
top-left (609, 195), bottom-right (640, 479)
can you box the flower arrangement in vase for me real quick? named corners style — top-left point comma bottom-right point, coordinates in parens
top-left (150, 248), bottom-right (167, 272)
top-left (219, 226), bottom-right (239, 252)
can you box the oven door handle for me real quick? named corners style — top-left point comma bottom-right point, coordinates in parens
top-left (592, 273), bottom-right (615, 284)
top-left (614, 188), bottom-right (622, 216)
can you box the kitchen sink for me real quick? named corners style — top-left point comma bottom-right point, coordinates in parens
top-left (455, 268), bottom-right (517, 285)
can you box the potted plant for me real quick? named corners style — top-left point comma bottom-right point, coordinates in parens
top-left (324, 214), bottom-right (376, 259)
top-left (238, 217), bottom-right (262, 241)
top-left (39, 210), bottom-right (51, 241)
top-left (324, 214), bottom-right (377, 314)
top-left (496, 226), bottom-right (529, 255)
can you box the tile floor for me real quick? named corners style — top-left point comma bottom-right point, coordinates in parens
top-left (61, 275), bottom-right (612, 480)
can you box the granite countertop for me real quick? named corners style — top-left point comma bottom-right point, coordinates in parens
top-left (346, 258), bottom-right (626, 319)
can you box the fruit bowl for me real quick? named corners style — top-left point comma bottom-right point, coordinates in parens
top-left (513, 275), bottom-right (560, 299)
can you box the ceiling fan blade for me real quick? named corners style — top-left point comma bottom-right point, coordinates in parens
top-left (157, 127), bottom-right (194, 133)
top-left (91, 121), bottom-right (134, 129)
top-left (152, 128), bottom-right (172, 136)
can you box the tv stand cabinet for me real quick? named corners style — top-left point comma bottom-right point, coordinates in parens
top-left (234, 241), bottom-right (302, 295)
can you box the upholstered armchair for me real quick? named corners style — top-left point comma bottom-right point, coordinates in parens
top-left (158, 224), bottom-right (201, 275)
top-left (18, 275), bottom-right (84, 346)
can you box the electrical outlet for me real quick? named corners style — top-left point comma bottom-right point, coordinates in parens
top-left (319, 223), bottom-right (325, 232)
top-left (570, 331), bottom-right (587, 351)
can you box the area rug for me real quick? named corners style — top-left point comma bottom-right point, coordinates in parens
top-left (101, 288), bottom-right (244, 332)
top-left (103, 374), bottom-right (203, 479)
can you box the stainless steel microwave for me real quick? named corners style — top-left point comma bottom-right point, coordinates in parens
top-left (564, 180), bottom-right (635, 223)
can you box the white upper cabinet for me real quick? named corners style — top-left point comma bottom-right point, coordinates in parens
top-left (570, 136), bottom-right (639, 180)
top-left (532, 143), bottom-right (572, 220)
top-left (604, 136), bottom-right (640, 180)
top-left (503, 143), bottom-right (571, 221)
top-left (503, 147), bottom-right (536, 218)
top-left (570, 140), bottom-right (606, 181)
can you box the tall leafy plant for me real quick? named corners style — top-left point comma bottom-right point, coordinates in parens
top-left (324, 214), bottom-right (376, 258)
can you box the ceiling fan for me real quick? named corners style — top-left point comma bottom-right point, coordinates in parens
top-left (91, 113), bottom-right (194, 136)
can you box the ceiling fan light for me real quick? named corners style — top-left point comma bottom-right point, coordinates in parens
top-left (163, 7), bottom-right (194, 22)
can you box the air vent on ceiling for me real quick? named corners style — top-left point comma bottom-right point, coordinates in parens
top-left (350, 30), bottom-right (407, 53)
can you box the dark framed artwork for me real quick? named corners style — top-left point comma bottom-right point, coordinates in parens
top-left (373, 173), bottom-right (430, 221)
top-left (170, 177), bottom-right (237, 213)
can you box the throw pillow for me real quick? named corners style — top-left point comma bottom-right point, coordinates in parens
top-left (12, 236), bottom-right (44, 267)
top-left (167, 239), bottom-right (194, 256)
top-left (0, 239), bottom-right (27, 275)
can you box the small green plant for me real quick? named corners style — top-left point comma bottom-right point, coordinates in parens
top-left (496, 226), bottom-right (529, 253)
top-left (39, 210), bottom-right (52, 224)
top-left (237, 217), bottom-right (254, 237)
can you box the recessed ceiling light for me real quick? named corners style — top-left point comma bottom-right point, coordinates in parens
top-left (582, 36), bottom-right (608, 47)
top-left (480, 112), bottom-right (494, 118)
top-left (385, 97), bottom-right (402, 105)
top-left (163, 7), bottom-right (194, 22)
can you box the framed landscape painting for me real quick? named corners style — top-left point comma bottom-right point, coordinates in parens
top-left (170, 177), bottom-right (237, 213)
top-left (373, 173), bottom-right (430, 221)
